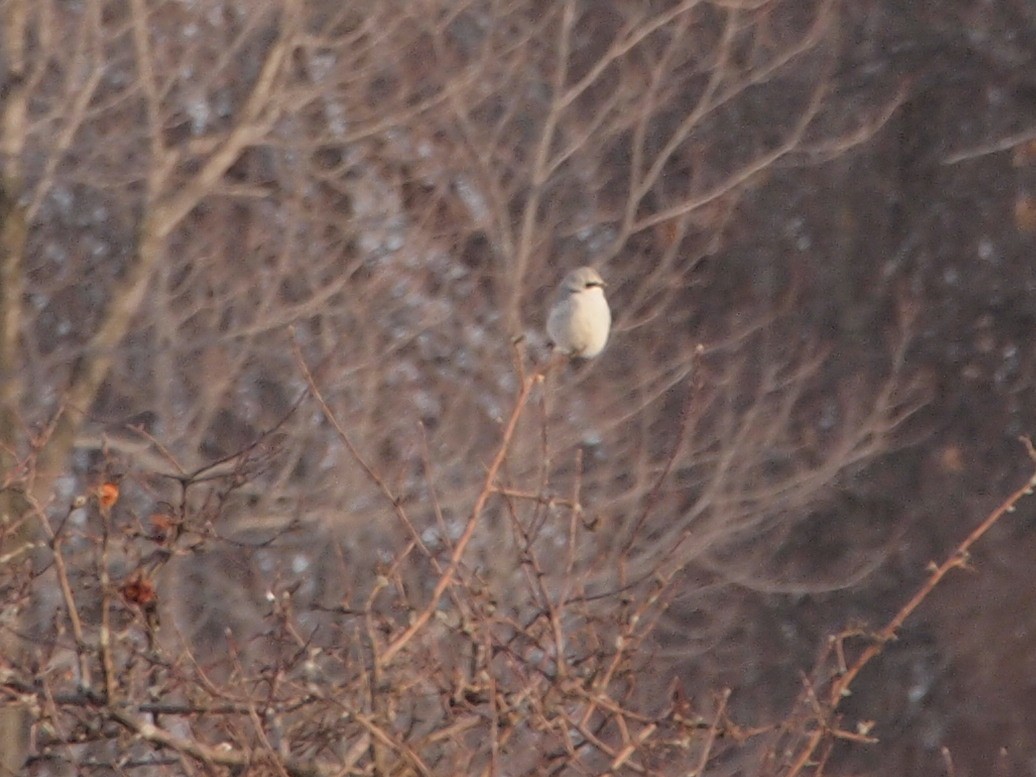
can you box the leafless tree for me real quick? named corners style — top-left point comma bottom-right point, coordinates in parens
top-left (0, 1), bottom-right (926, 775)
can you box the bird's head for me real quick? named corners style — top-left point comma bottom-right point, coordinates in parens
top-left (562, 266), bottom-right (606, 294)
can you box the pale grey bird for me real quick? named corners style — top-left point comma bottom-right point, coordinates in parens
top-left (546, 266), bottom-right (611, 359)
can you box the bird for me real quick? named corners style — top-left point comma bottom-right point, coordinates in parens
top-left (546, 266), bottom-right (611, 359)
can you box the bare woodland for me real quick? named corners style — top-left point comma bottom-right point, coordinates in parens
top-left (1, 1), bottom-right (1034, 775)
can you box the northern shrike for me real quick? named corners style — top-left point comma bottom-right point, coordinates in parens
top-left (547, 266), bottom-right (611, 359)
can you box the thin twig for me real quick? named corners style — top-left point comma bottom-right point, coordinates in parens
top-left (380, 368), bottom-right (544, 666)
top-left (783, 449), bottom-right (1036, 776)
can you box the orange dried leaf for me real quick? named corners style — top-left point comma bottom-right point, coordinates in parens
top-left (96, 482), bottom-right (120, 509)
top-left (121, 573), bottom-right (157, 608)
